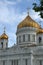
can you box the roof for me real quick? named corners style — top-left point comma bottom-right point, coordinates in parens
top-left (37, 29), bottom-right (43, 34)
top-left (0, 33), bottom-right (8, 39)
top-left (17, 15), bottom-right (41, 29)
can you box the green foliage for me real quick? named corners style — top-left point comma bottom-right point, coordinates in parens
top-left (33, 0), bottom-right (43, 18)
top-left (40, 12), bottom-right (43, 18)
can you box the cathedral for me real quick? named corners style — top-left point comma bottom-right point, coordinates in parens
top-left (0, 13), bottom-right (43, 65)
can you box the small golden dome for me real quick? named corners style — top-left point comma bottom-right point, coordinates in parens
top-left (37, 29), bottom-right (43, 34)
top-left (18, 15), bottom-right (41, 29)
top-left (0, 33), bottom-right (8, 39)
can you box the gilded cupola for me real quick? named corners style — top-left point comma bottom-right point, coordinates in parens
top-left (37, 29), bottom-right (43, 34)
top-left (0, 33), bottom-right (8, 39)
top-left (0, 27), bottom-right (8, 39)
top-left (17, 15), bottom-right (41, 29)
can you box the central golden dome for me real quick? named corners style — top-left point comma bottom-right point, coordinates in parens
top-left (18, 15), bottom-right (41, 29)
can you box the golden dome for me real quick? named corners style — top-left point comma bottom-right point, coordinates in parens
top-left (37, 29), bottom-right (43, 34)
top-left (18, 15), bottom-right (41, 29)
top-left (0, 33), bottom-right (8, 39)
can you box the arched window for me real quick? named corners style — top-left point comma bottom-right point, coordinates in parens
top-left (1, 42), bottom-right (3, 48)
top-left (39, 60), bottom-right (42, 65)
top-left (3, 60), bottom-right (5, 65)
top-left (31, 34), bottom-right (35, 42)
top-left (6, 43), bottom-right (8, 48)
top-left (39, 37), bottom-right (41, 43)
top-left (23, 35), bottom-right (25, 42)
top-left (28, 34), bottom-right (30, 41)
top-left (25, 59), bottom-right (28, 65)
top-left (19, 36), bottom-right (21, 43)
top-left (12, 60), bottom-right (18, 65)
top-left (17, 37), bottom-right (18, 44)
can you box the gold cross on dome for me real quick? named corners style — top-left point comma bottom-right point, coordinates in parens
top-left (27, 7), bottom-right (30, 15)
top-left (4, 27), bottom-right (6, 33)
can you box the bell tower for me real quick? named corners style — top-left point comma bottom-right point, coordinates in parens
top-left (0, 27), bottom-right (8, 49)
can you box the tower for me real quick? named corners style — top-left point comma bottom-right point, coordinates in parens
top-left (0, 27), bottom-right (8, 49)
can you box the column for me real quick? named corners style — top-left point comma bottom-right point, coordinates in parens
top-left (19, 58), bottom-right (24, 65)
top-left (28, 54), bottom-right (33, 65)
top-left (0, 60), bottom-right (3, 65)
top-left (5, 60), bottom-right (11, 65)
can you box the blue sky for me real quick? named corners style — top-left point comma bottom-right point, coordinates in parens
top-left (0, 0), bottom-right (43, 47)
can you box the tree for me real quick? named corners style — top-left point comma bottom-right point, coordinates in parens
top-left (33, 0), bottom-right (43, 18)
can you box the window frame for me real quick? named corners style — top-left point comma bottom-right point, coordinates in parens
top-left (19, 36), bottom-right (21, 43)
top-left (28, 34), bottom-right (30, 41)
top-left (1, 42), bottom-right (3, 48)
top-left (3, 60), bottom-right (5, 65)
top-left (39, 37), bottom-right (42, 43)
top-left (23, 35), bottom-right (25, 42)
top-left (25, 59), bottom-right (28, 65)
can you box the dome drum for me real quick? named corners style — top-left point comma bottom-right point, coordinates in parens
top-left (16, 27), bottom-right (37, 35)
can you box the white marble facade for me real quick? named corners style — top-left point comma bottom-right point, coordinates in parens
top-left (0, 15), bottom-right (43, 65)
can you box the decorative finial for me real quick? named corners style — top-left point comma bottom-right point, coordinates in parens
top-left (27, 7), bottom-right (30, 15)
top-left (4, 27), bottom-right (6, 34)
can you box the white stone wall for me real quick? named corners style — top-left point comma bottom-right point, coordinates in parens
top-left (33, 60), bottom-right (40, 65)
top-left (0, 45), bottom-right (43, 65)
top-left (0, 26), bottom-right (43, 65)
top-left (0, 61), bottom-right (3, 65)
